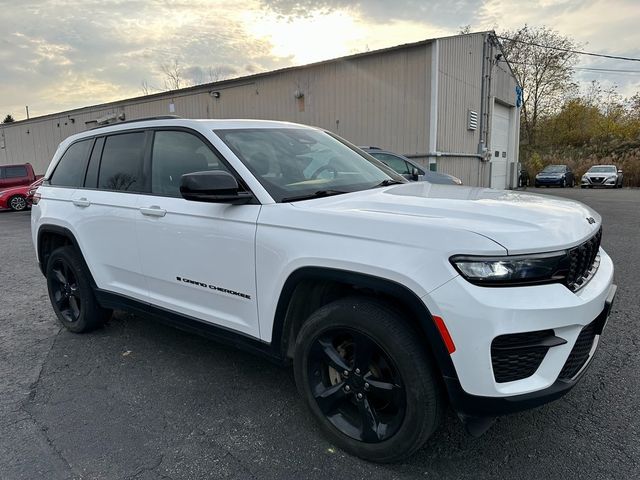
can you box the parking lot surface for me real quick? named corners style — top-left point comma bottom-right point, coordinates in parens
top-left (1, 188), bottom-right (639, 480)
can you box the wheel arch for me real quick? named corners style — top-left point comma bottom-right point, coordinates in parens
top-left (36, 225), bottom-right (96, 286)
top-left (271, 266), bottom-right (458, 381)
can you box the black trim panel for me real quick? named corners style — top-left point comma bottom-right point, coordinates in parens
top-left (271, 267), bottom-right (458, 379)
top-left (94, 289), bottom-right (284, 364)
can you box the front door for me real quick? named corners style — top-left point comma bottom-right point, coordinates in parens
top-left (136, 129), bottom-right (261, 338)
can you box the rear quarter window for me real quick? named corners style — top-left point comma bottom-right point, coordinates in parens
top-left (4, 165), bottom-right (28, 178)
top-left (49, 140), bottom-right (93, 187)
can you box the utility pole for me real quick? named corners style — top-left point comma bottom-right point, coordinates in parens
top-left (25, 106), bottom-right (29, 119)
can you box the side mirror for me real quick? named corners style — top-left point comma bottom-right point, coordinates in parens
top-left (411, 167), bottom-right (420, 181)
top-left (180, 170), bottom-right (253, 204)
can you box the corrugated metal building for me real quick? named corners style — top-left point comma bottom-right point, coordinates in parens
top-left (0, 32), bottom-right (520, 188)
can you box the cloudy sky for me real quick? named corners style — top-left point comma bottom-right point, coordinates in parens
top-left (1, 0), bottom-right (639, 120)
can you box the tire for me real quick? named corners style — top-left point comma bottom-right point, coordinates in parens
top-left (45, 246), bottom-right (112, 333)
top-left (293, 297), bottom-right (443, 463)
top-left (8, 195), bottom-right (27, 212)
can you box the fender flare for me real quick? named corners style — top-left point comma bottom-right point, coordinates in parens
top-left (270, 266), bottom-right (458, 380)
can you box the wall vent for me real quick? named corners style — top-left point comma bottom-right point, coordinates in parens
top-left (468, 110), bottom-right (478, 131)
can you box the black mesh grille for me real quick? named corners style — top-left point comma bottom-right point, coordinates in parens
top-left (565, 228), bottom-right (602, 291)
top-left (559, 322), bottom-right (598, 379)
top-left (491, 330), bottom-right (554, 383)
top-left (590, 176), bottom-right (605, 184)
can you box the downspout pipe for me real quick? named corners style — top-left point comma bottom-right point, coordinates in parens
top-left (405, 152), bottom-right (483, 159)
top-left (427, 39), bottom-right (439, 169)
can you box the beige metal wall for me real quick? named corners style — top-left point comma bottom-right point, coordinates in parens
top-left (436, 34), bottom-right (483, 155)
top-left (0, 44), bottom-right (431, 175)
top-left (434, 33), bottom-right (519, 186)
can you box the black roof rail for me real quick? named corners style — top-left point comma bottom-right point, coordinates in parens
top-left (89, 115), bottom-right (182, 130)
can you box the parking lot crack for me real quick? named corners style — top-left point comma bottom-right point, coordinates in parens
top-left (18, 327), bottom-right (79, 477)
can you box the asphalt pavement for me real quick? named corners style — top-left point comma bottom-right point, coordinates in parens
top-left (1, 188), bottom-right (639, 479)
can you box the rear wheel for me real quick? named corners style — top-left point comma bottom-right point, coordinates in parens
top-left (8, 195), bottom-right (27, 211)
top-left (46, 246), bottom-right (111, 333)
top-left (293, 297), bottom-right (443, 463)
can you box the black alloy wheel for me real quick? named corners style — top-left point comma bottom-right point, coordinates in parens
top-left (306, 329), bottom-right (405, 443)
top-left (46, 246), bottom-right (111, 332)
top-left (294, 297), bottom-right (443, 462)
top-left (49, 258), bottom-right (82, 323)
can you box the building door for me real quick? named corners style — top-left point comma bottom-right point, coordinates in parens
top-left (490, 103), bottom-right (511, 189)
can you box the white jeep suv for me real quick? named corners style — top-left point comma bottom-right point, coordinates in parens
top-left (31, 118), bottom-right (616, 462)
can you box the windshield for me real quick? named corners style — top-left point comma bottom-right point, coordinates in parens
top-left (541, 165), bottom-right (565, 173)
top-left (214, 128), bottom-right (404, 202)
top-left (589, 166), bottom-right (617, 173)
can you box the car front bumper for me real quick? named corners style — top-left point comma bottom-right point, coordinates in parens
top-left (422, 247), bottom-right (615, 413)
top-left (535, 177), bottom-right (564, 186)
top-left (582, 178), bottom-right (617, 187)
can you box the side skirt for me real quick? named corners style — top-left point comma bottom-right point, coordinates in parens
top-left (94, 289), bottom-right (286, 365)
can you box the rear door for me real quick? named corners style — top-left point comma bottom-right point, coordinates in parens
top-left (136, 129), bottom-right (261, 337)
top-left (70, 131), bottom-right (149, 301)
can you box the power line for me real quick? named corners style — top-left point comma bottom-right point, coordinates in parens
top-left (508, 60), bottom-right (640, 74)
top-left (574, 66), bottom-right (640, 74)
top-left (496, 35), bottom-right (640, 63)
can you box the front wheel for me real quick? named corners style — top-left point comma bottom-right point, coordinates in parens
top-left (46, 246), bottom-right (112, 333)
top-left (293, 297), bottom-right (443, 463)
top-left (8, 195), bottom-right (27, 211)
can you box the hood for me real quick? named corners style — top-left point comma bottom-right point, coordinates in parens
top-left (584, 171), bottom-right (616, 177)
top-left (292, 182), bottom-right (601, 254)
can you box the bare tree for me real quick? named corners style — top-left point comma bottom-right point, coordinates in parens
top-left (3, 114), bottom-right (15, 123)
top-left (161, 59), bottom-right (184, 91)
top-left (207, 66), bottom-right (227, 83)
top-left (499, 25), bottom-right (579, 145)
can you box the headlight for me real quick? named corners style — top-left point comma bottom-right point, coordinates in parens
top-left (450, 251), bottom-right (569, 286)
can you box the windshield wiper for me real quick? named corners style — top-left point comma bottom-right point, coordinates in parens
top-left (373, 179), bottom-right (405, 188)
top-left (281, 189), bottom-right (348, 203)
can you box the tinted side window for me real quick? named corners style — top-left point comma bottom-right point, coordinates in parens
top-left (372, 153), bottom-right (410, 175)
top-left (49, 140), bottom-right (92, 187)
top-left (151, 130), bottom-right (232, 197)
top-left (5, 165), bottom-right (28, 178)
top-left (98, 132), bottom-right (147, 192)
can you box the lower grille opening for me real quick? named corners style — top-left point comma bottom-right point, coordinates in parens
top-left (491, 330), bottom-right (565, 383)
top-left (558, 322), bottom-right (598, 379)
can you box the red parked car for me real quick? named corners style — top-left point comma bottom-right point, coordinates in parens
top-left (0, 163), bottom-right (36, 190)
top-left (0, 178), bottom-right (43, 211)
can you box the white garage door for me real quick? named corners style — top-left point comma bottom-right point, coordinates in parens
top-left (490, 103), bottom-right (511, 189)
